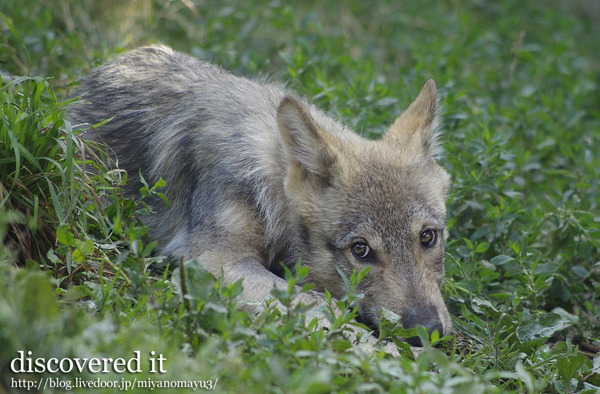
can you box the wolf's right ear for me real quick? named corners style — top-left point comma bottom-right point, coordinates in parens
top-left (383, 79), bottom-right (442, 159)
top-left (278, 95), bottom-right (336, 186)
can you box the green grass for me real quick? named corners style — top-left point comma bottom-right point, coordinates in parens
top-left (1, 0), bottom-right (599, 393)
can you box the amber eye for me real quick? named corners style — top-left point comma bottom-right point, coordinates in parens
top-left (420, 229), bottom-right (437, 247)
top-left (351, 242), bottom-right (373, 260)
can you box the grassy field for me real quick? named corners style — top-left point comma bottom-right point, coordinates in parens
top-left (1, 0), bottom-right (599, 393)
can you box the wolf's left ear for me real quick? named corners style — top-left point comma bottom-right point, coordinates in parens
top-left (383, 79), bottom-right (441, 159)
top-left (278, 95), bottom-right (336, 186)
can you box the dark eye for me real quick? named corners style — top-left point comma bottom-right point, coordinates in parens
top-left (420, 229), bottom-right (437, 247)
top-left (351, 242), bottom-right (373, 261)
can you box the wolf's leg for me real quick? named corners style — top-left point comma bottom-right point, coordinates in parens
top-left (191, 248), bottom-right (328, 311)
top-left (183, 197), bottom-right (330, 310)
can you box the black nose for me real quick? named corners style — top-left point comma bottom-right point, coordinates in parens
top-left (405, 322), bottom-right (444, 347)
top-left (401, 305), bottom-right (443, 347)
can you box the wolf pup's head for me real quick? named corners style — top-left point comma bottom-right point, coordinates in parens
top-left (278, 80), bottom-right (451, 346)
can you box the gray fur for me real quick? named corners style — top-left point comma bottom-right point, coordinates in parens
top-left (67, 45), bottom-right (452, 348)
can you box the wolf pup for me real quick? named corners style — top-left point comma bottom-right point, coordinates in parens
top-left (67, 45), bottom-right (452, 347)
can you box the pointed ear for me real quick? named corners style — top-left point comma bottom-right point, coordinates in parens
top-left (383, 79), bottom-right (442, 159)
top-left (277, 95), bottom-right (335, 186)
